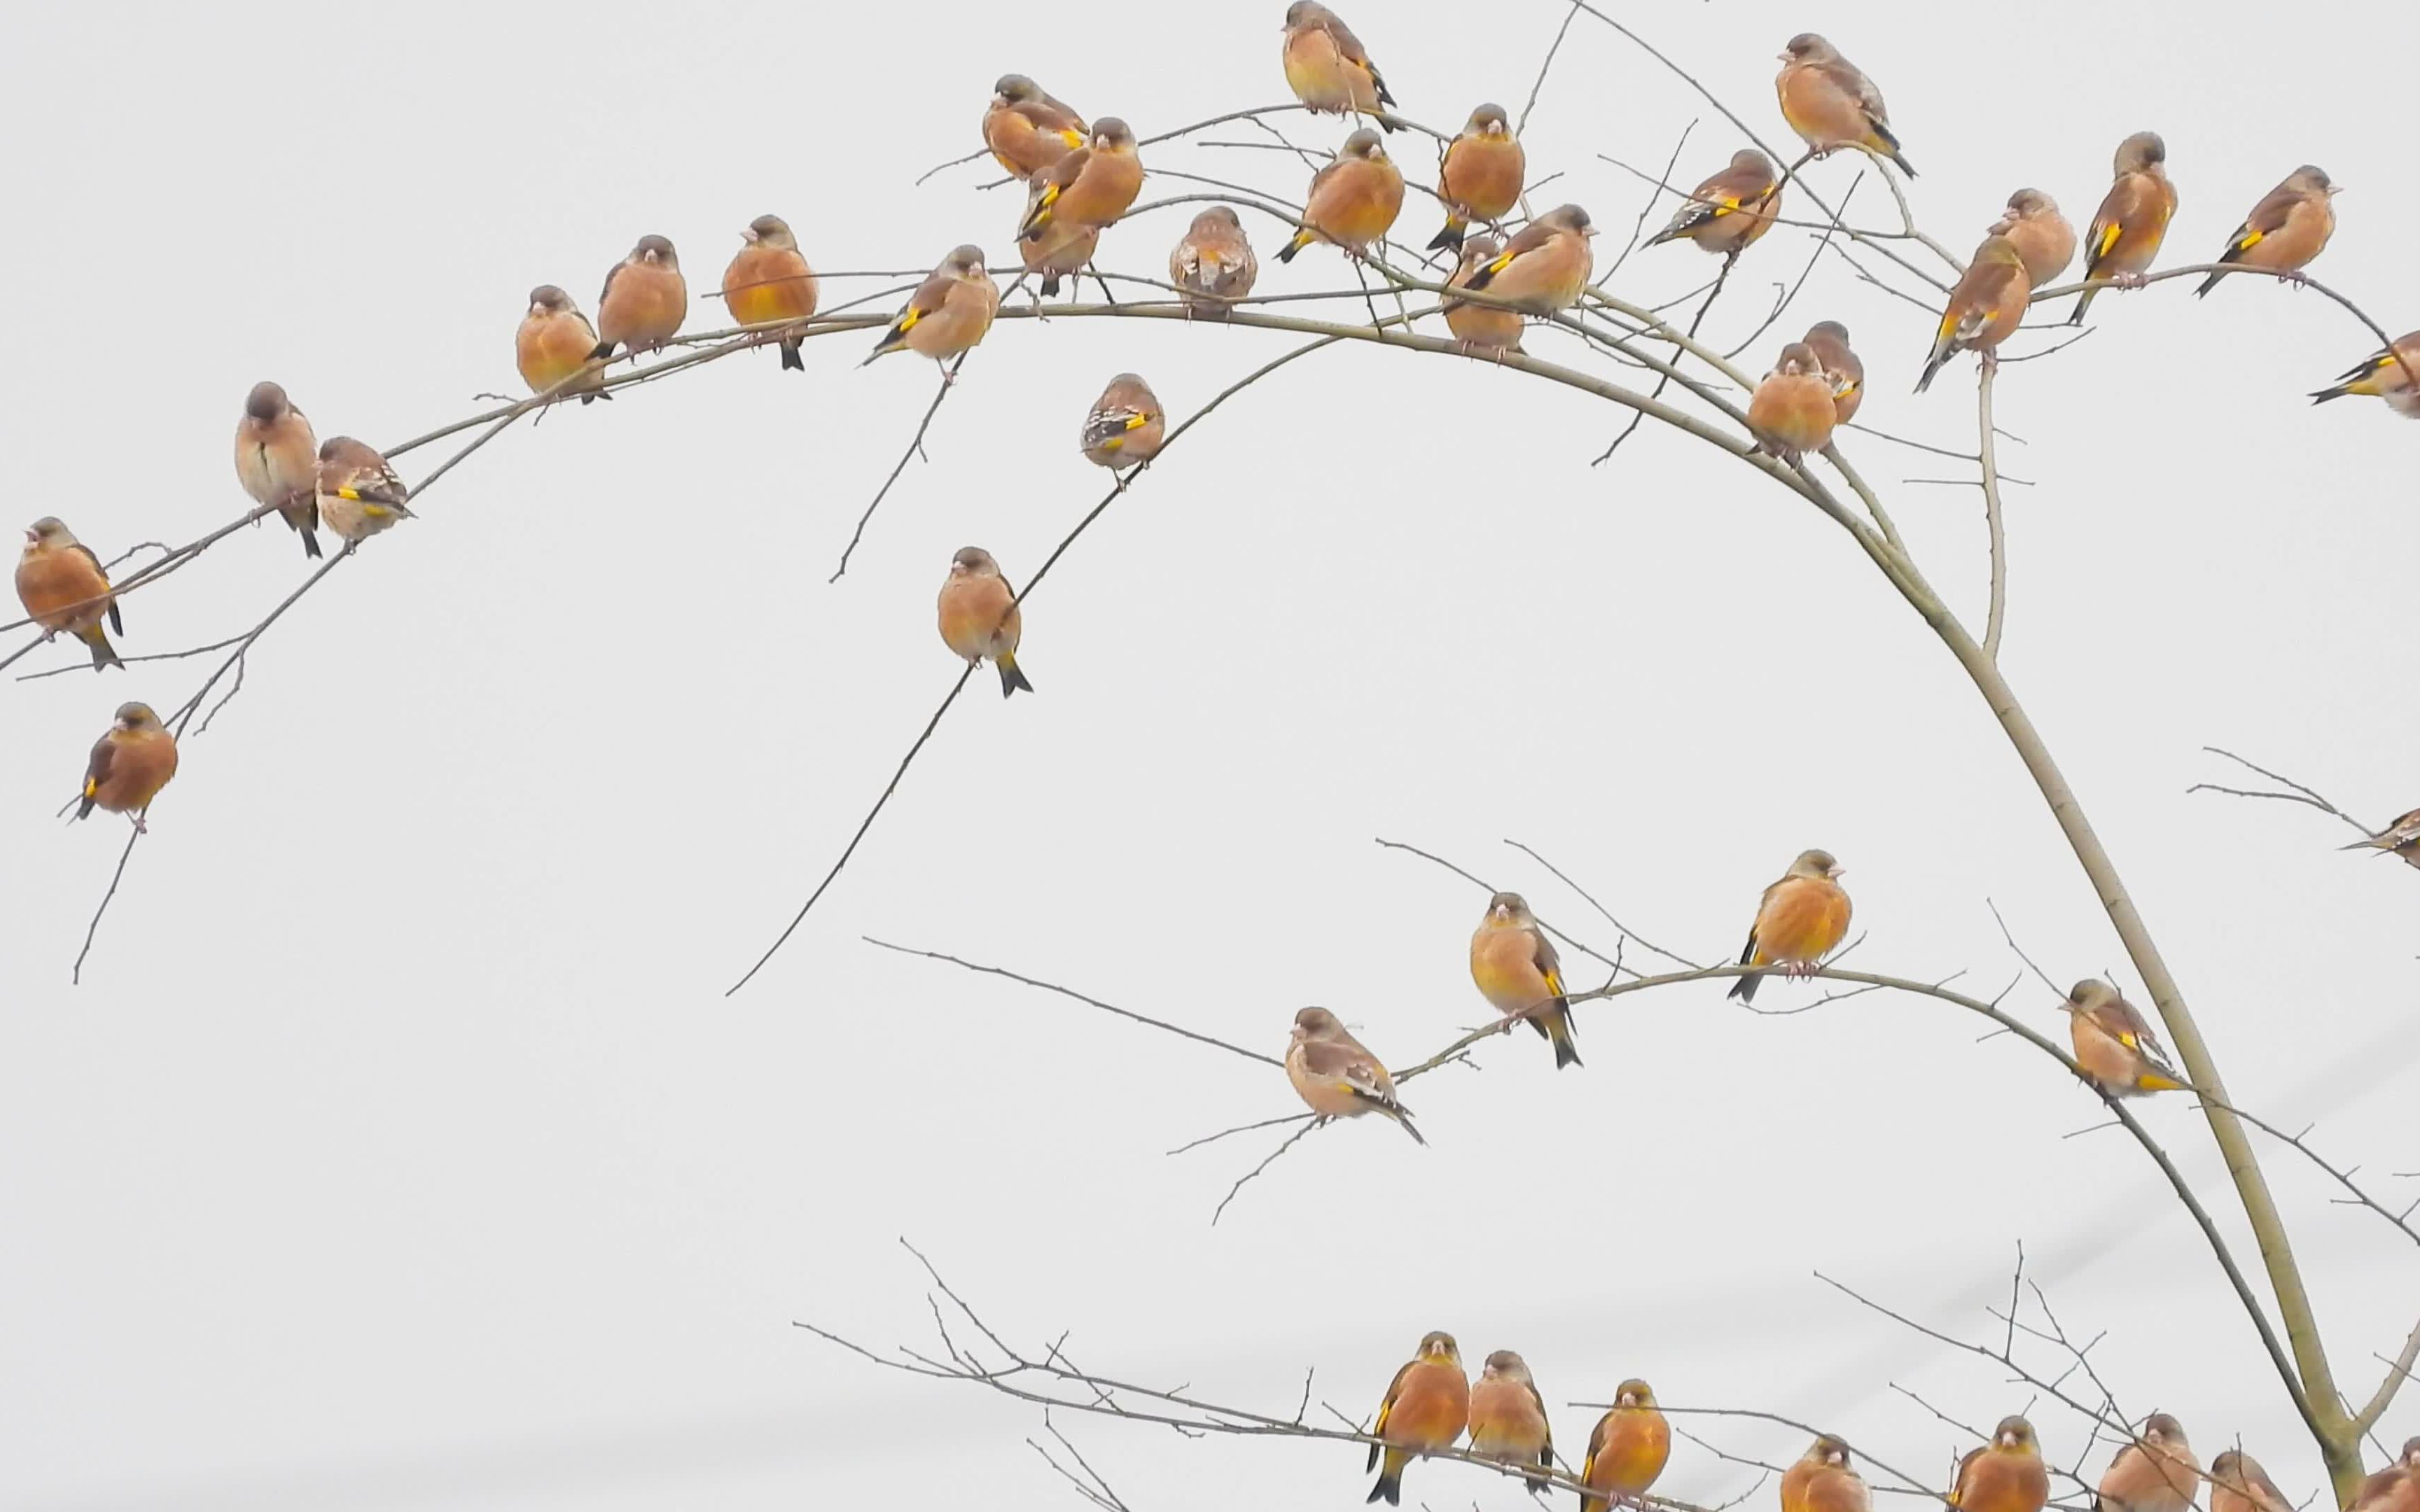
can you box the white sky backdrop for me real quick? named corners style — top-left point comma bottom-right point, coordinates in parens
top-left (4, 1), bottom-right (2417, 1507)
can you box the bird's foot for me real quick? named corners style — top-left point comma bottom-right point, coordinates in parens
top-left (2279, 270), bottom-right (2309, 288)
top-left (128, 813), bottom-right (148, 835)
top-left (2110, 271), bottom-right (2146, 289)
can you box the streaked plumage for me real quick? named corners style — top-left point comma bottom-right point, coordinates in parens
top-left (1285, 1007), bottom-right (1422, 1143)
top-left (1646, 149), bottom-right (1783, 257)
top-left (1080, 372), bottom-right (1164, 471)
top-left (314, 437), bottom-right (413, 547)
top-left (1169, 206), bottom-right (1258, 315)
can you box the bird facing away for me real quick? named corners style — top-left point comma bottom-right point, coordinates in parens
top-left (593, 234), bottom-right (686, 358)
top-left (2069, 132), bottom-right (2176, 324)
top-left (1730, 849), bottom-right (1851, 1003)
top-left (1283, 2), bottom-right (1396, 129)
top-left (2096, 1415), bottom-right (2198, 1512)
top-left (1581, 1380), bottom-right (1672, 1512)
top-left (1444, 234), bottom-right (1524, 356)
top-left (1804, 321), bottom-right (1863, 424)
top-left (1917, 236), bottom-right (2030, 393)
top-left (1989, 189), bottom-right (2075, 288)
top-left (1466, 1350), bottom-right (1551, 1492)
top-left (2311, 335), bottom-right (2420, 419)
top-left (1284, 1007), bottom-right (1423, 1144)
top-left (1949, 1417), bottom-right (2050, 1512)
top-left (1785, 1436), bottom-right (1872, 1512)
top-left (1365, 1331), bottom-right (1468, 1506)
top-left (1018, 118), bottom-right (1143, 244)
top-left (1170, 206), bottom-right (1258, 315)
top-left (17, 517), bottom-right (123, 669)
top-left (721, 214), bottom-right (820, 371)
top-left (2195, 166), bottom-right (2337, 297)
top-left (864, 246), bottom-right (999, 375)
top-left (1645, 148), bottom-right (1783, 257)
top-left (1468, 890), bottom-right (1583, 1068)
top-left (982, 74), bottom-right (1087, 181)
top-left (78, 701), bottom-right (177, 830)
top-left (2211, 1451), bottom-right (2293, 1512)
top-left (1776, 34), bottom-right (1913, 176)
top-left (936, 546), bottom-right (1033, 698)
top-left (1278, 128), bottom-right (1404, 262)
top-left (515, 286), bottom-right (606, 405)
top-left (1459, 203), bottom-right (1595, 312)
top-left (232, 380), bottom-right (324, 557)
top-left (314, 438), bottom-right (413, 547)
top-left (1746, 341), bottom-right (1838, 463)
top-left (2064, 980), bottom-right (2188, 1097)
top-left (1080, 373), bottom-right (1164, 471)
top-left (1428, 104), bottom-right (1524, 252)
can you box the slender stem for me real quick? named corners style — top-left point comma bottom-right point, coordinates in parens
top-left (1978, 358), bottom-right (2008, 661)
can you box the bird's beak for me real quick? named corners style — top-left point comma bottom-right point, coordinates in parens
top-left (2329, 185), bottom-right (2346, 196)
top-left (1583, 225), bottom-right (1599, 237)
top-left (1830, 868), bottom-right (1847, 878)
top-left (1776, 51), bottom-right (1791, 62)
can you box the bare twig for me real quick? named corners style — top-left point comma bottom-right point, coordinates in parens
top-left (1978, 358), bottom-right (2009, 661)
top-left (830, 352), bottom-right (969, 582)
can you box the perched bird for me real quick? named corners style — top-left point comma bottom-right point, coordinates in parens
top-left (1746, 341), bottom-right (1838, 463)
top-left (1365, 1331), bottom-right (1468, 1506)
top-left (1427, 104), bottom-right (1525, 253)
top-left (1466, 1350), bottom-right (1552, 1493)
top-left (1729, 849), bottom-right (1851, 1004)
top-left (2311, 334), bottom-right (2420, 419)
top-left (2064, 980), bottom-right (2188, 1097)
top-left (2350, 1446), bottom-right (2420, 1512)
top-left (721, 214), bottom-right (820, 371)
top-left (2209, 1450), bottom-right (2293, 1512)
top-left (232, 381), bottom-right (324, 557)
top-left (1784, 1436), bottom-right (1871, 1512)
top-left (2068, 132), bottom-right (2177, 324)
top-left (1459, 203), bottom-right (1595, 312)
top-left (1022, 217), bottom-right (1101, 301)
top-left (1917, 236), bottom-right (2030, 393)
top-left (1948, 1417), bottom-right (2050, 1512)
top-left (2342, 805), bottom-right (2420, 863)
top-left (1080, 373), bottom-right (1164, 472)
top-left (1804, 321), bottom-right (1863, 424)
top-left (1169, 206), bottom-right (1258, 315)
top-left (1989, 190), bottom-right (2076, 289)
top-left (1468, 890), bottom-right (1583, 1069)
top-left (15, 517), bottom-right (123, 669)
top-left (864, 246), bottom-right (999, 375)
top-left (1278, 128), bottom-right (1404, 262)
top-left (593, 234), bottom-right (687, 358)
top-left (1018, 118), bottom-right (1143, 244)
top-left (1283, 2), bottom-right (1395, 130)
top-left (2096, 1414), bottom-right (2198, 1512)
top-left (314, 437), bottom-right (413, 547)
top-left (982, 74), bottom-right (1087, 181)
top-left (515, 286), bottom-right (606, 405)
top-left (1580, 1380), bottom-right (1671, 1512)
top-left (936, 546), bottom-right (1033, 697)
top-left (1776, 34), bottom-right (1914, 176)
top-left (2195, 166), bottom-right (2337, 298)
top-left (1645, 148), bottom-right (1783, 258)
top-left (1443, 234), bottom-right (1524, 356)
top-left (76, 701), bottom-right (177, 830)
top-left (1284, 1007), bottom-right (1423, 1144)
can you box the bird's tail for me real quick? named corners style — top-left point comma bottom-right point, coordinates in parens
top-left (1276, 230), bottom-right (1312, 264)
top-left (1867, 122), bottom-right (1914, 178)
top-left (996, 652), bottom-right (1034, 698)
top-left (1426, 215), bottom-right (1467, 253)
top-left (590, 340), bottom-right (618, 361)
top-left (2192, 270), bottom-right (2225, 299)
top-left (1039, 270), bottom-right (1064, 298)
top-left (779, 337), bottom-right (805, 372)
top-left (1727, 932), bottom-right (1762, 1003)
top-left (298, 526), bottom-right (323, 559)
top-left (1367, 1448), bottom-right (1407, 1505)
top-left (79, 625), bottom-right (121, 670)
top-left (1914, 343), bottom-right (1952, 394)
top-left (1524, 1461), bottom-right (1550, 1494)
top-left (2066, 286), bottom-right (2099, 326)
top-left (76, 792), bottom-right (97, 821)
top-left (1386, 1106), bottom-right (1427, 1146)
top-left (1642, 223), bottom-right (1683, 248)
top-left (2340, 835), bottom-right (2390, 851)
top-left (2136, 1070), bottom-right (2191, 1093)
top-left (1547, 1004), bottom-right (1583, 1069)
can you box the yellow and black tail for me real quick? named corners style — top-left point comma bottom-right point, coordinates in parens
top-left (1426, 214), bottom-right (1467, 253)
top-left (996, 652), bottom-right (1034, 699)
top-left (1365, 1447), bottom-right (1408, 1505)
top-left (2309, 353), bottom-right (2389, 404)
top-left (1868, 121), bottom-right (1914, 178)
top-left (1727, 931), bottom-right (1762, 1003)
top-left (1545, 1003), bottom-right (1583, 1069)
top-left (1275, 229), bottom-right (1314, 265)
top-left (78, 624), bottom-right (121, 671)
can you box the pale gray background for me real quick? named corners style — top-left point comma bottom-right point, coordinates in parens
top-left (4, 1), bottom-right (2416, 1507)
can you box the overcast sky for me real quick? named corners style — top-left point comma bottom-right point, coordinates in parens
top-left (5, 1), bottom-right (2418, 1508)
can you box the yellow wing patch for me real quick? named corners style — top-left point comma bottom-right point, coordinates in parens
top-left (896, 307), bottom-right (924, 333)
top-left (2236, 227), bottom-right (2265, 252)
top-left (1543, 969), bottom-right (1566, 997)
top-left (1123, 413), bottom-right (1150, 431)
top-left (83, 776), bottom-right (97, 797)
top-left (1709, 194), bottom-right (1740, 218)
top-left (1058, 130), bottom-right (1084, 148)
top-left (2118, 1031), bottom-right (2139, 1049)
top-left (1484, 251), bottom-right (1515, 275)
top-left (2095, 222), bottom-right (2122, 259)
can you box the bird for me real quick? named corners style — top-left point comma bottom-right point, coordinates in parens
top-left (2096, 1415), bottom-right (2198, 1512)
top-left (1948, 1417), bottom-right (2050, 1512)
top-left (1804, 321), bottom-right (1863, 424)
top-left (1468, 890), bottom-right (1583, 1068)
top-left (1365, 1331), bottom-right (1468, 1506)
top-left (1776, 34), bottom-right (1913, 176)
top-left (593, 234), bottom-right (687, 358)
top-left (1466, 1350), bottom-right (1552, 1493)
top-left (1917, 236), bottom-right (2030, 393)
top-left (982, 74), bottom-right (1087, 181)
top-left (1283, 2), bottom-right (1395, 130)
top-left (2349, 1445), bottom-right (2420, 1512)
top-left (1080, 373), bottom-right (1164, 472)
top-left (2209, 1450), bottom-right (2293, 1512)
top-left (2310, 334), bottom-right (2420, 419)
top-left (1284, 1007), bottom-right (1424, 1144)
top-left (76, 701), bottom-right (178, 831)
top-left (15, 517), bottom-right (123, 669)
top-left (314, 437), bottom-right (413, 547)
top-left (1169, 206), bottom-right (1258, 315)
top-left (1278, 128), bottom-right (1404, 262)
top-left (2195, 166), bottom-right (2337, 298)
top-left (1018, 118), bottom-right (1143, 244)
top-left (1784, 1436), bottom-right (1871, 1512)
top-left (1580, 1380), bottom-right (1671, 1512)
top-left (1443, 234), bottom-right (1524, 356)
top-left (2064, 981), bottom-right (2188, 1097)
top-left (1729, 849), bottom-right (1851, 1004)
top-left (721, 214), bottom-right (820, 371)
top-left (1022, 217), bottom-right (1101, 302)
top-left (515, 286), bottom-right (606, 405)
top-left (2068, 132), bottom-right (2177, 324)
top-left (864, 246), bottom-right (999, 376)
top-left (1989, 189), bottom-right (2075, 289)
top-left (1746, 341), bottom-right (1839, 463)
top-left (1458, 203), bottom-right (1595, 311)
top-left (2342, 806), bottom-right (2420, 863)
top-left (1644, 148), bottom-right (1783, 258)
top-left (936, 546), bottom-right (1033, 698)
top-left (1427, 104), bottom-right (1525, 252)
top-left (232, 381), bottom-right (324, 557)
